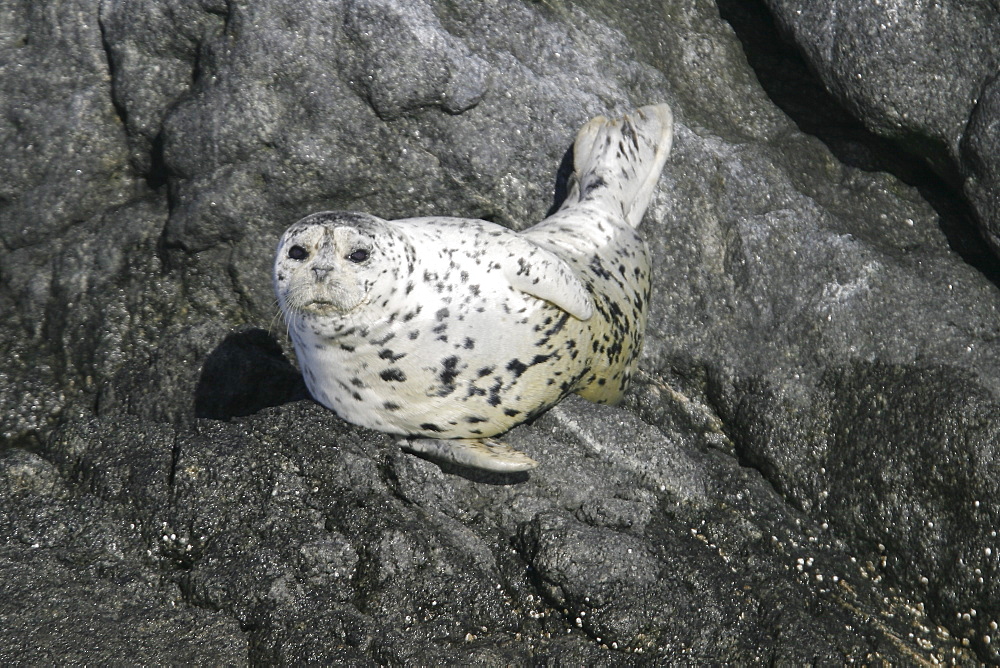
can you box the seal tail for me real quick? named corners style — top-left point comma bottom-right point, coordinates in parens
top-left (566, 103), bottom-right (674, 228)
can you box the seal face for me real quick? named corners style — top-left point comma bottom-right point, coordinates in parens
top-left (275, 104), bottom-right (674, 471)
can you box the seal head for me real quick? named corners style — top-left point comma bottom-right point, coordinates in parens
top-left (275, 212), bottom-right (417, 327)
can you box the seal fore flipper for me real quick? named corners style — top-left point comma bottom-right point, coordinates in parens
top-left (502, 236), bottom-right (594, 320)
top-left (401, 437), bottom-right (539, 472)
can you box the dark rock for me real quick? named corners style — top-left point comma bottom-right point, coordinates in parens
top-left (340, 0), bottom-right (490, 119)
top-left (0, 448), bottom-right (247, 664)
top-left (1, 0), bottom-right (998, 663)
top-left (759, 0), bottom-right (1000, 257)
top-left (962, 73), bottom-right (1000, 254)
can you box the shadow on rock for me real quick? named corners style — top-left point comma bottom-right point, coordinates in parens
top-left (194, 328), bottom-right (308, 420)
top-left (545, 145), bottom-right (576, 218)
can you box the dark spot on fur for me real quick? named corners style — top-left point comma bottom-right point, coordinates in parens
top-left (487, 378), bottom-right (503, 406)
top-left (380, 368), bottom-right (407, 382)
top-left (590, 255), bottom-right (613, 280)
top-left (465, 416), bottom-right (488, 424)
top-left (383, 401), bottom-right (401, 411)
top-left (438, 356), bottom-right (460, 386)
top-left (584, 175), bottom-right (606, 196)
top-left (506, 358), bottom-right (528, 378)
top-left (420, 423), bottom-right (443, 432)
top-left (503, 408), bottom-right (520, 417)
top-left (369, 332), bottom-right (396, 346)
top-left (379, 348), bottom-right (405, 362)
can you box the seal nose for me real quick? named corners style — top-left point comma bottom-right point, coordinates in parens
top-left (312, 265), bottom-right (334, 281)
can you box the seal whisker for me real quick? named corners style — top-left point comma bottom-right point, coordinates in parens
top-left (267, 306), bottom-right (289, 339)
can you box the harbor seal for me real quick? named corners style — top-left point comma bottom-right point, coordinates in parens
top-left (274, 103), bottom-right (673, 472)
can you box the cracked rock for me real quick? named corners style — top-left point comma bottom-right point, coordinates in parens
top-left (1, 0), bottom-right (999, 663)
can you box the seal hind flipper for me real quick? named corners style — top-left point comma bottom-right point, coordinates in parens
top-left (565, 103), bottom-right (674, 228)
top-left (501, 236), bottom-right (594, 320)
top-left (401, 437), bottom-right (539, 472)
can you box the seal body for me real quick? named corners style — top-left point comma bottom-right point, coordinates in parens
top-left (275, 104), bottom-right (673, 470)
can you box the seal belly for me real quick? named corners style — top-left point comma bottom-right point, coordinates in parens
top-left (302, 297), bottom-right (587, 439)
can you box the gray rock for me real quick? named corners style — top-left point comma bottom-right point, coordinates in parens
top-left (760, 0), bottom-right (1000, 256)
top-left (963, 73), bottom-right (1000, 252)
top-left (1, 0), bottom-right (998, 663)
top-left (340, 0), bottom-right (490, 119)
top-left (0, 449), bottom-right (247, 664)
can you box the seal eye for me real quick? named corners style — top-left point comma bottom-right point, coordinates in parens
top-left (288, 245), bottom-right (308, 261)
top-left (347, 248), bottom-right (370, 263)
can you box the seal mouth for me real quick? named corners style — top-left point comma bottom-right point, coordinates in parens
top-left (279, 283), bottom-right (366, 316)
top-left (301, 299), bottom-right (342, 315)
top-left (297, 297), bottom-right (370, 317)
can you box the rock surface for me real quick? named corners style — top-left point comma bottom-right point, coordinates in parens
top-left (2, 0), bottom-right (999, 663)
top-left (761, 0), bottom-right (1000, 257)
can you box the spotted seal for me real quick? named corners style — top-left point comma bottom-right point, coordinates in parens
top-left (274, 103), bottom-right (673, 472)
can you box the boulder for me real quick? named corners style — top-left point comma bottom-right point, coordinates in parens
top-left (1, 0), bottom-right (996, 663)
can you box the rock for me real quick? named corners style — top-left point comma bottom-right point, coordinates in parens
top-left (0, 449), bottom-right (247, 664)
top-left (759, 0), bottom-right (1000, 255)
top-left (962, 74), bottom-right (1000, 254)
top-left (1, 0), bottom-right (998, 663)
top-left (340, 0), bottom-right (490, 119)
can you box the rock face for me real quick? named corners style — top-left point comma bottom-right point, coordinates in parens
top-left (761, 0), bottom-right (1000, 254)
top-left (2, 0), bottom-right (999, 663)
